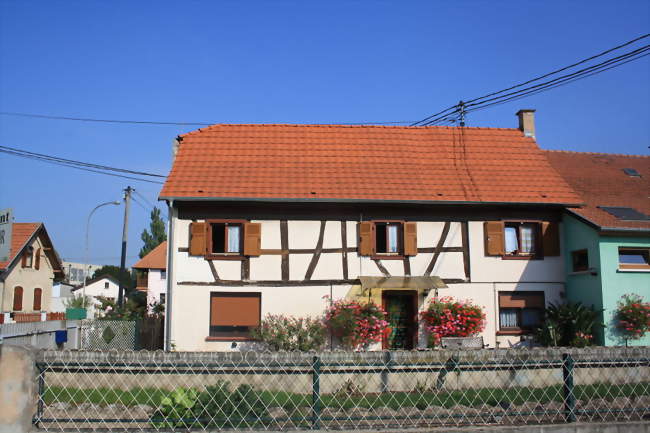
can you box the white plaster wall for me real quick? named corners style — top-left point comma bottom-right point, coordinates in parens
top-left (250, 255), bottom-right (282, 281)
top-left (257, 220), bottom-right (280, 249)
top-left (468, 221), bottom-right (565, 283)
top-left (288, 221), bottom-right (322, 249)
top-left (322, 221), bottom-right (342, 249)
top-left (310, 253), bottom-right (343, 280)
top-left (2, 235), bottom-right (54, 313)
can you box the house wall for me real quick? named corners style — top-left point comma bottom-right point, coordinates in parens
top-left (169, 204), bottom-right (566, 352)
top-left (146, 269), bottom-right (166, 307)
top-left (562, 214), bottom-right (605, 344)
top-left (1, 235), bottom-right (54, 313)
top-left (598, 235), bottom-right (650, 347)
top-left (76, 278), bottom-right (120, 318)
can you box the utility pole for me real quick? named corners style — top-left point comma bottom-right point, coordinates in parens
top-left (118, 186), bottom-right (133, 307)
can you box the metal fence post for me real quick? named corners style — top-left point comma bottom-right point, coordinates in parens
top-left (311, 355), bottom-right (321, 429)
top-left (35, 364), bottom-right (45, 428)
top-left (562, 353), bottom-right (576, 423)
top-left (381, 351), bottom-right (392, 393)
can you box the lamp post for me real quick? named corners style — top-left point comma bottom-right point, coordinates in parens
top-left (82, 201), bottom-right (121, 308)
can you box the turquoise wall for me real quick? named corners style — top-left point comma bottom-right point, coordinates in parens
top-left (599, 236), bottom-right (650, 347)
top-left (562, 215), bottom-right (605, 344)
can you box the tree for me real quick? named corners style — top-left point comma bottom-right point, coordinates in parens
top-left (90, 265), bottom-right (136, 290)
top-left (139, 207), bottom-right (167, 258)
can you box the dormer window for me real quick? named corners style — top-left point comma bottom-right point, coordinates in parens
top-left (22, 246), bottom-right (34, 268)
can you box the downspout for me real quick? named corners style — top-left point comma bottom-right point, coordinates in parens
top-left (164, 199), bottom-right (175, 351)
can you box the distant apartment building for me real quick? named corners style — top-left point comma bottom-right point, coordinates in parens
top-left (62, 261), bottom-right (103, 285)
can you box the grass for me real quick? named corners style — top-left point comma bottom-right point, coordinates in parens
top-left (43, 382), bottom-right (650, 409)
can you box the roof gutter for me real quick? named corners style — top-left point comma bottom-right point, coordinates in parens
top-left (158, 195), bottom-right (583, 208)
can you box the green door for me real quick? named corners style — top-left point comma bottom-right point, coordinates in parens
top-left (383, 291), bottom-right (417, 349)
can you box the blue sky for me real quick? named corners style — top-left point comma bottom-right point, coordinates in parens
top-left (0, 1), bottom-right (648, 267)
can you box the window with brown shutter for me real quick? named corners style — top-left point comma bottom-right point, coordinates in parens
top-left (35, 248), bottom-right (41, 270)
top-left (189, 222), bottom-right (207, 256)
top-left (486, 221), bottom-right (558, 259)
top-left (209, 292), bottom-right (261, 339)
top-left (33, 288), bottom-right (42, 311)
top-left (13, 286), bottom-right (23, 311)
top-left (498, 291), bottom-right (545, 333)
top-left (358, 222), bottom-right (374, 256)
top-left (243, 222), bottom-right (261, 256)
top-left (403, 222), bottom-right (418, 256)
top-left (484, 222), bottom-right (505, 256)
top-left (542, 222), bottom-right (560, 256)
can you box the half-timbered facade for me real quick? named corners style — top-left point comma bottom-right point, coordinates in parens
top-left (160, 111), bottom-right (582, 351)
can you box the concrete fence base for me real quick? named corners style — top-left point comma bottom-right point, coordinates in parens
top-left (0, 345), bottom-right (37, 433)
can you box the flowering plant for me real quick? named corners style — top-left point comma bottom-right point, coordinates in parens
top-left (251, 314), bottom-right (327, 351)
top-left (420, 296), bottom-right (486, 347)
top-left (616, 294), bottom-right (650, 340)
top-left (323, 298), bottom-right (389, 349)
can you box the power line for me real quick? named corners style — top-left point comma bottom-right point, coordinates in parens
top-left (0, 111), bottom-right (417, 126)
top-left (0, 145), bottom-right (166, 184)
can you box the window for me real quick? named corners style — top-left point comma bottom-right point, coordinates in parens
top-left (104, 282), bottom-right (110, 289)
top-left (22, 246), bottom-right (34, 268)
top-left (572, 249), bottom-right (589, 272)
top-left (484, 221), bottom-right (559, 258)
top-left (498, 291), bottom-right (545, 333)
top-left (358, 221), bottom-right (417, 258)
top-left (161, 271), bottom-right (166, 280)
top-left (160, 293), bottom-right (166, 304)
top-left (618, 248), bottom-right (650, 270)
top-left (209, 292), bottom-right (261, 339)
top-left (33, 288), bottom-right (42, 311)
top-left (13, 286), bottom-right (23, 311)
top-left (189, 221), bottom-right (261, 258)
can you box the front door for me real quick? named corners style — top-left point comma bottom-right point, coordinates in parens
top-left (382, 291), bottom-right (417, 349)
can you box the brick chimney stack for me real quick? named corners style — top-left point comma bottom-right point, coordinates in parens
top-left (516, 109), bottom-right (536, 139)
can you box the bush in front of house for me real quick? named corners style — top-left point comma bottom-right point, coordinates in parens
top-left (420, 296), bottom-right (486, 347)
top-left (251, 314), bottom-right (327, 351)
top-left (323, 298), bottom-right (389, 349)
top-left (150, 388), bottom-right (199, 428)
top-left (535, 302), bottom-right (602, 347)
top-left (616, 294), bottom-right (650, 340)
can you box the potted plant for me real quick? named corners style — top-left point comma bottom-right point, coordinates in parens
top-left (616, 294), bottom-right (650, 341)
top-left (420, 296), bottom-right (485, 347)
top-left (323, 298), bottom-right (389, 350)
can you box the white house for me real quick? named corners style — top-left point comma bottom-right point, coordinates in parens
top-left (72, 274), bottom-right (120, 318)
top-left (133, 241), bottom-right (167, 310)
top-left (158, 111), bottom-right (582, 351)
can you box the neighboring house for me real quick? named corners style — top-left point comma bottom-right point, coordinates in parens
top-left (133, 241), bottom-right (167, 310)
top-left (62, 261), bottom-right (103, 285)
top-left (0, 223), bottom-right (64, 319)
top-left (159, 110), bottom-right (582, 351)
top-left (545, 151), bottom-right (650, 346)
top-left (51, 281), bottom-right (75, 313)
top-left (72, 274), bottom-right (120, 318)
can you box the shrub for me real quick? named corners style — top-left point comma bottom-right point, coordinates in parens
top-left (616, 294), bottom-right (650, 340)
top-left (251, 314), bottom-right (326, 351)
top-left (323, 298), bottom-right (389, 349)
top-left (192, 381), bottom-right (267, 428)
top-left (151, 388), bottom-right (199, 428)
top-left (536, 302), bottom-right (602, 347)
top-left (420, 296), bottom-right (485, 347)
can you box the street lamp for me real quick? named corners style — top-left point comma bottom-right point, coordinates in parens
top-left (82, 201), bottom-right (121, 308)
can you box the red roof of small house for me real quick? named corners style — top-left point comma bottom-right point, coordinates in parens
top-left (0, 223), bottom-right (64, 277)
top-left (160, 124), bottom-right (581, 206)
top-left (544, 150), bottom-right (650, 232)
top-left (132, 241), bottom-right (167, 270)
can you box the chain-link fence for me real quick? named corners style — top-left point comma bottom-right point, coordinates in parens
top-left (79, 320), bottom-right (136, 350)
top-left (33, 347), bottom-right (649, 431)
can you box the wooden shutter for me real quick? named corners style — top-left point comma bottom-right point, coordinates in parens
top-left (21, 252), bottom-right (27, 268)
top-left (210, 293), bottom-right (260, 326)
top-left (499, 292), bottom-right (545, 309)
top-left (189, 222), bottom-right (207, 256)
top-left (13, 286), bottom-right (23, 311)
top-left (243, 223), bottom-right (262, 256)
top-left (542, 222), bottom-right (560, 256)
top-left (403, 222), bottom-right (418, 256)
top-left (33, 288), bottom-right (42, 311)
top-left (35, 248), bottom-right (41, 270)
top-left (484, 221), bottom-right (505, 256)
top-left (358, 222), bottom-right (374, 256)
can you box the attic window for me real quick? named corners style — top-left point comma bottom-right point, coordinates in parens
top-left (598, 206), bottom-right (650, 221)
top-left (622, 168), bottom-right (641, 177)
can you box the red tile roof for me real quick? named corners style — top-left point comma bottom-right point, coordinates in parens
top-left (160, 124), bottom-right (581, 205)
top-left (544, 151), bottom-right (650, 231)
top-left (0, 223), bottom-right (41, 270)
top-left (132, 241), bottom-right (167, 270)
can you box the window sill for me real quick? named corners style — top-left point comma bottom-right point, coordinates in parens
top-left (569, 270), bottom-right (593, 276)
top-left (205, 336), bottom-right (254, 342)
top-left (496, 329), bottom-right (533, 336)
top-left (371, 255), bottom-right (405, 260)
top-left (617, 268), bottom-right (650, 273)
top-left (501, 255), bottom-right (541, 261)
top-left (205, 255), bottom-right (246, 261)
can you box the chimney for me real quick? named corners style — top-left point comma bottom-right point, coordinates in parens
top-left (516, 109), bottom-right (536, 139)
top-left (172, 135), bottom-right (183, 160)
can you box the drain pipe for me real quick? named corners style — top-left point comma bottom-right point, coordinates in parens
top-left (164, 200), bottom-right (175, 351)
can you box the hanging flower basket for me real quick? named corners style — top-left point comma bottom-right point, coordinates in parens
top-left (324, 298), bottom-right (389, 350)
top-left (420, 296), bottom-right (486, 347)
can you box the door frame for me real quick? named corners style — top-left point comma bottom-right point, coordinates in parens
top-left (381, 290), bottom-right (419, 350)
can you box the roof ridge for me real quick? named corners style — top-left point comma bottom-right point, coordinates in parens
top-left (544, 149), bottom-right (649, 158)
top-left (181, 123), bottom-right (522, 137)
